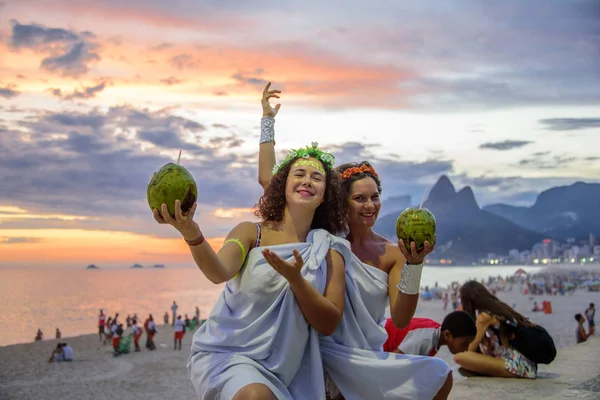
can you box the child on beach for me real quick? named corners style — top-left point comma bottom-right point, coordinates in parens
top-left (585, 303), bottom-right (595, 336)
top-left (383, 311), bottom-right (477, 356)
top-left (575, 313), bottom-right (589, 344)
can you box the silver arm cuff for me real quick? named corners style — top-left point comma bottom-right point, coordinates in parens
top-left (396, 262), bottom-right (424, 295)
top-left (260, 116), bottom-right (275, 144)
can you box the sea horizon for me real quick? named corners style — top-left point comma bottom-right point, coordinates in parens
top-left (0, 264), bottom-right (555, 347)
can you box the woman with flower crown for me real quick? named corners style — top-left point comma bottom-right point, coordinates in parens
top-left (153, 142), bottom-right (351, 399)
top-left (259, 83), bottom-right (453, 400)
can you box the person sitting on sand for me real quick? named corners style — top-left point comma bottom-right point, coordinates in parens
top-left (453, 280), bottom-right (538, 379)
top-left (48, 343), bottom-right (63, 363)
top-left (383, 311), bottom-right (476, 356)
top-left (585, 303), bottom-right (595, 336)
top-left (35, 329), bottom-right (43, 341)
top-left (575, 313), bottom-right (589, 344)
top-left (61, 342), bottom-right (73, 361)
top-left (531, 302), bottom-right (541, 312)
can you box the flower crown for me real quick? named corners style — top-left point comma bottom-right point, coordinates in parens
top-left (272, 142), bottom-right (335, 175)
top-left (341, 164), bottom-right (378, 180)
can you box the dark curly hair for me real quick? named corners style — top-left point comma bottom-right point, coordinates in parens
top-left (335, 161), bottom-right (382, 199)
top-left (254, 156), bottom-right (347, 235)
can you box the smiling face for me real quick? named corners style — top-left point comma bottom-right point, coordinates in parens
top-left (347, 176), bottom-right (381, 227)
top-left (285, 157), bottom-right (326, 209)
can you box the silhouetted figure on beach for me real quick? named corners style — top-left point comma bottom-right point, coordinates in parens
top-left (132, 319), bottom-right (142, 352)
top-left (171, 301), bottom-right (178, 326)
top-left (98, 309), bottom-right (106, 341)
top-left (163, 312), bottom-right (169, 325)
top-left (174, 315), bottom-right (185, 350)
top-left (55, 328), bottom-right (61, 339)
top-left (35, 329), bottom-right (43, 341)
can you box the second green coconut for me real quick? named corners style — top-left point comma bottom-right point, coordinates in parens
top-left (396, 207), bottom-right (437, 251)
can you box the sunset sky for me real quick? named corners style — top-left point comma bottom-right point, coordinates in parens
top-left (0, 0), bottom-right (599, 268)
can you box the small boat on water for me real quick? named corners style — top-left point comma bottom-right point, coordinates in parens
top-left (86, 264), bottom-right (100, 269)
top-left (152, 264), bottom-right (166, 268)
top-left (130, 264), bottom-right (144, 269)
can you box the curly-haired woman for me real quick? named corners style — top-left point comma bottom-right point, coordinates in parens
top-left (153, 143), bottom-right (350, 399)
top-left (258, 83), bottom-right (452, 400)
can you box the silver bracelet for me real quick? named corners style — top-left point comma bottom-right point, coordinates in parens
top-left (396, 262), bottom-right (424, 295)
top-left (260, 116), bottom-right (275, 144)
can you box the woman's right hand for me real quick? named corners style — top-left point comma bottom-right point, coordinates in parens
top-left (153, 199), bottom-right (201, 240)
top-left (262, 82), bottom-right (281, 117)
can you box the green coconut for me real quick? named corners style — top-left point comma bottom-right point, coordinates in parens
top-left (147, 163), bottom-right (198, 218)
top-left (396, 207), bottom-right (437, 251)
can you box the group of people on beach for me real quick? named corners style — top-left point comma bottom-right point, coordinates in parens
top-left (150, 83), bottom-right (558, 399)
top-left (98, 310), bottom-right (158, 355)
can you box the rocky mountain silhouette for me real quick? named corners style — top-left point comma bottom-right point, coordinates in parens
top-left (375, 175), bottom-right (546, 260)
top-left (483, 181), bottom-right (600, 239)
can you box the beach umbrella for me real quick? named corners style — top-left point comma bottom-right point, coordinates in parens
top-left (420, 292), bottom-right (433, 300)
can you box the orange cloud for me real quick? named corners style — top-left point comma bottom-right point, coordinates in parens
top-left (0, 229), bottom-right (227, 268)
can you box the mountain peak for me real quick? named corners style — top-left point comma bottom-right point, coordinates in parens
top-left (428, 175), bottom-right (456, 203)
top-left (456, 186), bottom-right (480, 211)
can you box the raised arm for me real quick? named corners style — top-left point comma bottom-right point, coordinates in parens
top-left (387, 246), bottom-right (417, 329)
top-left (153, 200), bottom-right (256, 284)
top-left (258, 82), bottom-right (281, 189)
top-left (388, 239), bottom-right (435, 329)
top-left (262, 248), bottom-right (346, 336)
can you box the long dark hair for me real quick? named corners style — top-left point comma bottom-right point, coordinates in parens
top-left (255, 156), bottom-right (347, 235)
top-left (460, 280), bottom-right (532, 342)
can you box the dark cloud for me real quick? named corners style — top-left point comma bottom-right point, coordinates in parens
top-left (48, 82), bottom-right (107, 100)
top-left (169, 54), bottom-right (196, 69)
top-left (211, 124), bottom-right (229, 129)
top-left (231, 69), bottom-right (267, 86)
top-left (0, 237), bottom-right (43, 244)
top-left (151, 42), bottom-right (174, 51)
top-left (539, 118), bottom-right (600, 131)
top-left (208, 136), bottom-right (243, 149)
top-left (458, 176), bottom-right (520, 188)
top-left (0, 84), bottom-right (20, 99)
top-left (479, 140), bottom-right (532, 151)
top-left (0, 105), bottom-right (264, 237)
top-left (8, 20), bottom-right (101, 77)
top-left (160, 76), bottom-right (181, 85)
top-left (518, 154), bottom-right (577, 169)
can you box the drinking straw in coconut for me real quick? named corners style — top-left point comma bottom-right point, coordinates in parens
top-left (177, 149), bottom-right (182, 165)
top-left (419, 185), bottom-right (430, 210)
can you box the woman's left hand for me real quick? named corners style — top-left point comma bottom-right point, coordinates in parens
top-left (262, 248), bottom-right (303, 284)
top-left (398, 238), bottom-right (436, 265)
top-left (477, 312), bottom-right (499, 327)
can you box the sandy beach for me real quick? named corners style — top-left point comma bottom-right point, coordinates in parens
top-left (0, 288), bottom-right (597, 400)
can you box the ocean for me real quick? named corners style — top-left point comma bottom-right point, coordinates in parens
top-left (0, 265), bottom-right (544, 347)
